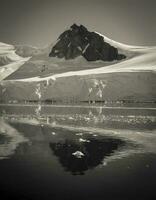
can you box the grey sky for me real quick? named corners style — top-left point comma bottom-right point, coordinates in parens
top-left (0, 0), bottom-right (155, 47)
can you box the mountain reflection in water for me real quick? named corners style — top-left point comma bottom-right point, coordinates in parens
top-left (0, 105), bottom-right (156, 199)
top-left (50, 135), bottom-right (125, 175)
top-left (0, 104), bottom-right (156, 170)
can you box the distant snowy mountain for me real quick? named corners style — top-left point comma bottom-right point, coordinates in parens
top-left (0, 42), bottom-right (22, 66)
top-left (15, 45), bottom-right (42, 57)
top-left (0, 42), bottom-right (30, 81)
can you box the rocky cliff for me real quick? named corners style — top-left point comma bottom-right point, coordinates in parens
top-left (49, 24), bottom-right (126, 61)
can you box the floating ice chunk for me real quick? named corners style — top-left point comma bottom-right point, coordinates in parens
top-left (84, 117), bottom-right (91, 121)
top-left (79, 138), bottom-right (90, 143)
top-left (76, 133), bottom-right (83, 136)
top-left (93, 134), bottom-right (97, 137)
top-left (51, 132), bottom-right (56, 135)
top-left (72, 151), bottom-right (85, 158)
top-left (68, 116), bottom-right (74, 120)
top-left (103, 161), bottom-right (107, 166)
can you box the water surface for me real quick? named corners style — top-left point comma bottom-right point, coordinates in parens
top-left (0, 104), bottom-right (156, 200)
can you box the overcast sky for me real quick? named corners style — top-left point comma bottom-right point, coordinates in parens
top-left (0, 0), bottom-right (155, 47)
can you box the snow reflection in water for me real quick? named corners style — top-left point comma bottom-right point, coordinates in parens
top-left (0, 114), bottom-right (155, 175)
top-left (0, 119), bottom-right (28, 159)
top-left (0, 104), bottom-right (156, 175)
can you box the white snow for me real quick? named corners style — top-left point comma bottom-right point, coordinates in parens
top-left (9, 49), bottom-right (155, 83)
top-left (0, 42), bottom-right (23, 61)
top-left (0, 42), bottom-right (14, 52)
top-left (95, 32), bottom-right (156, 52)
top-left (35, 104), bottom-right (41, 116)
top-left (35, 83), bottom-right (41, 99)
top-left (97, 89), bottom-right (103, 98)
top-left (0, 42), bottom-right (30, 81)
top-left (100, 80), bottom-right (106, 89)
top-left (2, 33), bottom-right (156, 83)
top-left (89, 88), bottom-right (93, 93)
top-left (82, 43), bottom-right (90, 53)
top-left (0, 119), bottom-right (28, 159)
top-left (0, 57), bottom-right (30, 81)
top-left (68, 42), bottom-right (71, 47)
top-left (51, 76), bottom-right (56, 81)
top-left (93, 79), bottom-right (99, 87)
top-left (46, 79), bottom-right (49, 86)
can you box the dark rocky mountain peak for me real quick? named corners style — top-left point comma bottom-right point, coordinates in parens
top-left (49, 24), bottom-right (126, 61)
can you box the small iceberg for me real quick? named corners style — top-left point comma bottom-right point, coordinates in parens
top-left (72, 151), bottom-right (85, 158)
top-left (76, 133), bottom-right (83, 136)
top-left (93, 134), bottom-right (97, 137)
top-left (79, 138), bottom-right (90, 143)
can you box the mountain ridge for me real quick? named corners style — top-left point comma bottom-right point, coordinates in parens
top-left (49, 24), bottom-right (126, 61)
top-left (0, 24), bottom-right (156, 104)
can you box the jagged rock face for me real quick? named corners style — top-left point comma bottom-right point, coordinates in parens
top-left (49, 24), bottom-right (126, 61)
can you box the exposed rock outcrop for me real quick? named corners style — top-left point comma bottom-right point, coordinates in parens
top-left (49, 24), bottom-right (126, 61)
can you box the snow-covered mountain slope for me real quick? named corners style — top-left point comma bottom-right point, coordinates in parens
top-left (5, 32), bottom-right (156, 83)
top-left (0, 42), bottom-right (21, 65)
top-left (1, 71), bottom-right (155, 103)
top-left (97, 32), bottom-right (156, 52)
top-left (0, 42), bottom-right (30, 81)
top-left (0, 31), bottom-right (156, 103)
top-left (0, 57), bottom-right (31, 82)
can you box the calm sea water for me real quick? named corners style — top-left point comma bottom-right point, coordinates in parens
top-left (0, 104), bottom-right (156, 200)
